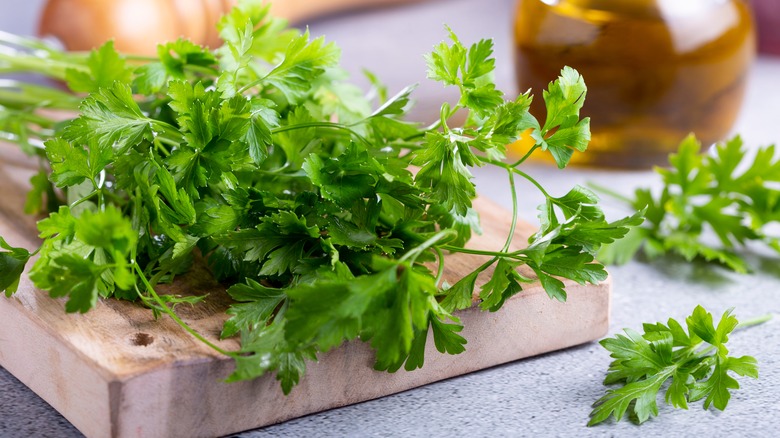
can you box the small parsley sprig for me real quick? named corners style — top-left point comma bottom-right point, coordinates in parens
top-left (589, 306), bottom-right (769, 426)
top-left (0, 1), bottom-right (639, 392)
top-left (598, 135), bottom-right (780, 273)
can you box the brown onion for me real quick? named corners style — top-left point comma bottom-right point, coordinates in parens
top-left (38, 0), bottom-right (422, 55)
top-left (38, 0), bottom-right (235, 55)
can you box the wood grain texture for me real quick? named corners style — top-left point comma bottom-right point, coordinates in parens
top-left (0, 146), bottom-right (610, 438)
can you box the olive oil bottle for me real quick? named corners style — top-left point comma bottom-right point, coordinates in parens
top-left (514, 0), bottom-right (755, 167)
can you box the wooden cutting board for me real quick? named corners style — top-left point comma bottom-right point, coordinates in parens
top-left (0, 146), bottom-right (610, 438)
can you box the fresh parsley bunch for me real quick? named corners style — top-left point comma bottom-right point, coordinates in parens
top-left (590, 306), bottom-right (764, 425)
top-left (599, 135), bottom-right (780, 273)
top-left (0, 1), bottom-right (639, 392)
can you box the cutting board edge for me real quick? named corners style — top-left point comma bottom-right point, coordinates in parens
top-left (118, 278), bottom-right (611, 438)
top-left (0, 295), bottom-right (114, 438)
top-left (1, 276), bottom-right (610, 438)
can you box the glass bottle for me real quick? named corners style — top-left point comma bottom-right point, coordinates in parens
top-left (514, 0), bottom-right (756, 168)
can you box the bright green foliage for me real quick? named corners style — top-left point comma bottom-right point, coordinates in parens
top-left (24, 168), bottom-right (56, 215)
top-left (134, 39), bottom-right (217, 94)
top-left (533, 67), bottom-right (591, 168)
top-left (45, 138), bottom-right (112, 187)
top-left (0, 237), bottom-right (31, 296)
top-left (262, 31), bottom-right (340, 103)
top-left (413, 131), bottom-right (477, 216)
top-left (65, 41), bottom-right (133, 93)
top-left (521, 186), bottom-right (644, 301)
top-left (222, 278), bottom-right (287, 339)
top-left (479, 258), bottom-right (531, 311)
top-left (63, 82), bottom-right (175, 154)
top-left (425, 28), bottom-right (502, 117)
top-left (599, 135), bottom-right (780, 273)
top-left (0, 1), bottom-right (637, 393)
top-left (589, 306), bottom-right (760, 426)
top-left (28, 206), bottom-right (137, 313)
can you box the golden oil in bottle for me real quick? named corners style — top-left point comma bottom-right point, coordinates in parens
top-left (513, 0), bottom-right (755, 168)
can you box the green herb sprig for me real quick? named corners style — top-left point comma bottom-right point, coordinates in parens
top-left (0, 1), bottom-right (639, 392)
top-left (598, 135), bottom-right (780, 273)
top-left (590, 306), bottom-right (769, 425)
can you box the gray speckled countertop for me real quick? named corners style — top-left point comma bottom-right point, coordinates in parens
top-left (2, 1), bottom-right (780, 437)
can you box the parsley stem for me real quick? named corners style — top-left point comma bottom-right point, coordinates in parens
top-left (237, 73), bottom-right (271, 95)
top-left (152, 123), bottom-right (186, 144)
top-left (502, 168), bottom-right (518, 253)
top-left (133, 262), bottom-right (232, 357)
top-left (440, 246), bottom-right (510, 258)
top-left (513, 168), bottom-right (551, 199)
top-left (124, 54), bottom-right (157, 62)
top-left (588, 181), bottom-right (633, 204)
top-left (271, 122), bottom-right (371, 147)
top-left (434, 247), bottom-right (446, 286)
top-left (510, 144), bottom-right (540, 167)
top-left (153, 138), bottom-right (171, 157)
top-left (412, 102), bottom-right (463, 136)
top-left (0, 87), bottom-right (80, 111)
top-left (469, 256), bottom-right (500, 279)
top-left (400, 229), bottom-right (457, 264)
top-left (0, 53), bottom-right (83, 80)
top-left (737, 313), bottom-right (773, 330)
top-left (185, 64), bottom-right (219, 76)
top-left (0, 30), bottom-right (58, 51)
top-left (484, 158), bottom-right (553, 199)
top-left (70, 189), bottom-right (99, 209)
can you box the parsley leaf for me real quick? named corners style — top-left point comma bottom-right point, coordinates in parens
top-left (260, 31), bottom-right (340, 103)
top-left (134, 39), bottom-right (217, 94)
top-left (28, 206), bottom-right (137, 312)
top-left (413, 131), bottom-right (476, 216)
top-left (589, 306), bottom-right (764, 425)
top-left (222, 279), bottom-right (286, 338)
top-left (45, 137), bottom-right (112, 187)
top-left (532, 67), bottom-right (590, 168)
top-left (65, 41), bottom-right (132, 93)
top-left (0, 237), bottom-right (31, 296)
top-left (599, 135), bottom-right (780, 273)
top-left (63, 81), bottom-right (175, 154)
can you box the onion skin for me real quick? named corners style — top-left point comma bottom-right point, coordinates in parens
top-left (205, 0), bottom-right (232, 48)
top-left (39, 0), bottom-right (184, 54)
top-left (38, 0), bottom-right (236, 55)
top-left (170, 0), bottom-right (210, 48)
top-left (38, 0), bottom-right (421, 55)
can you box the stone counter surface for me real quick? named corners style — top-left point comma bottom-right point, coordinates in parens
top-left (1, 0), bottom-right (779, 436)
